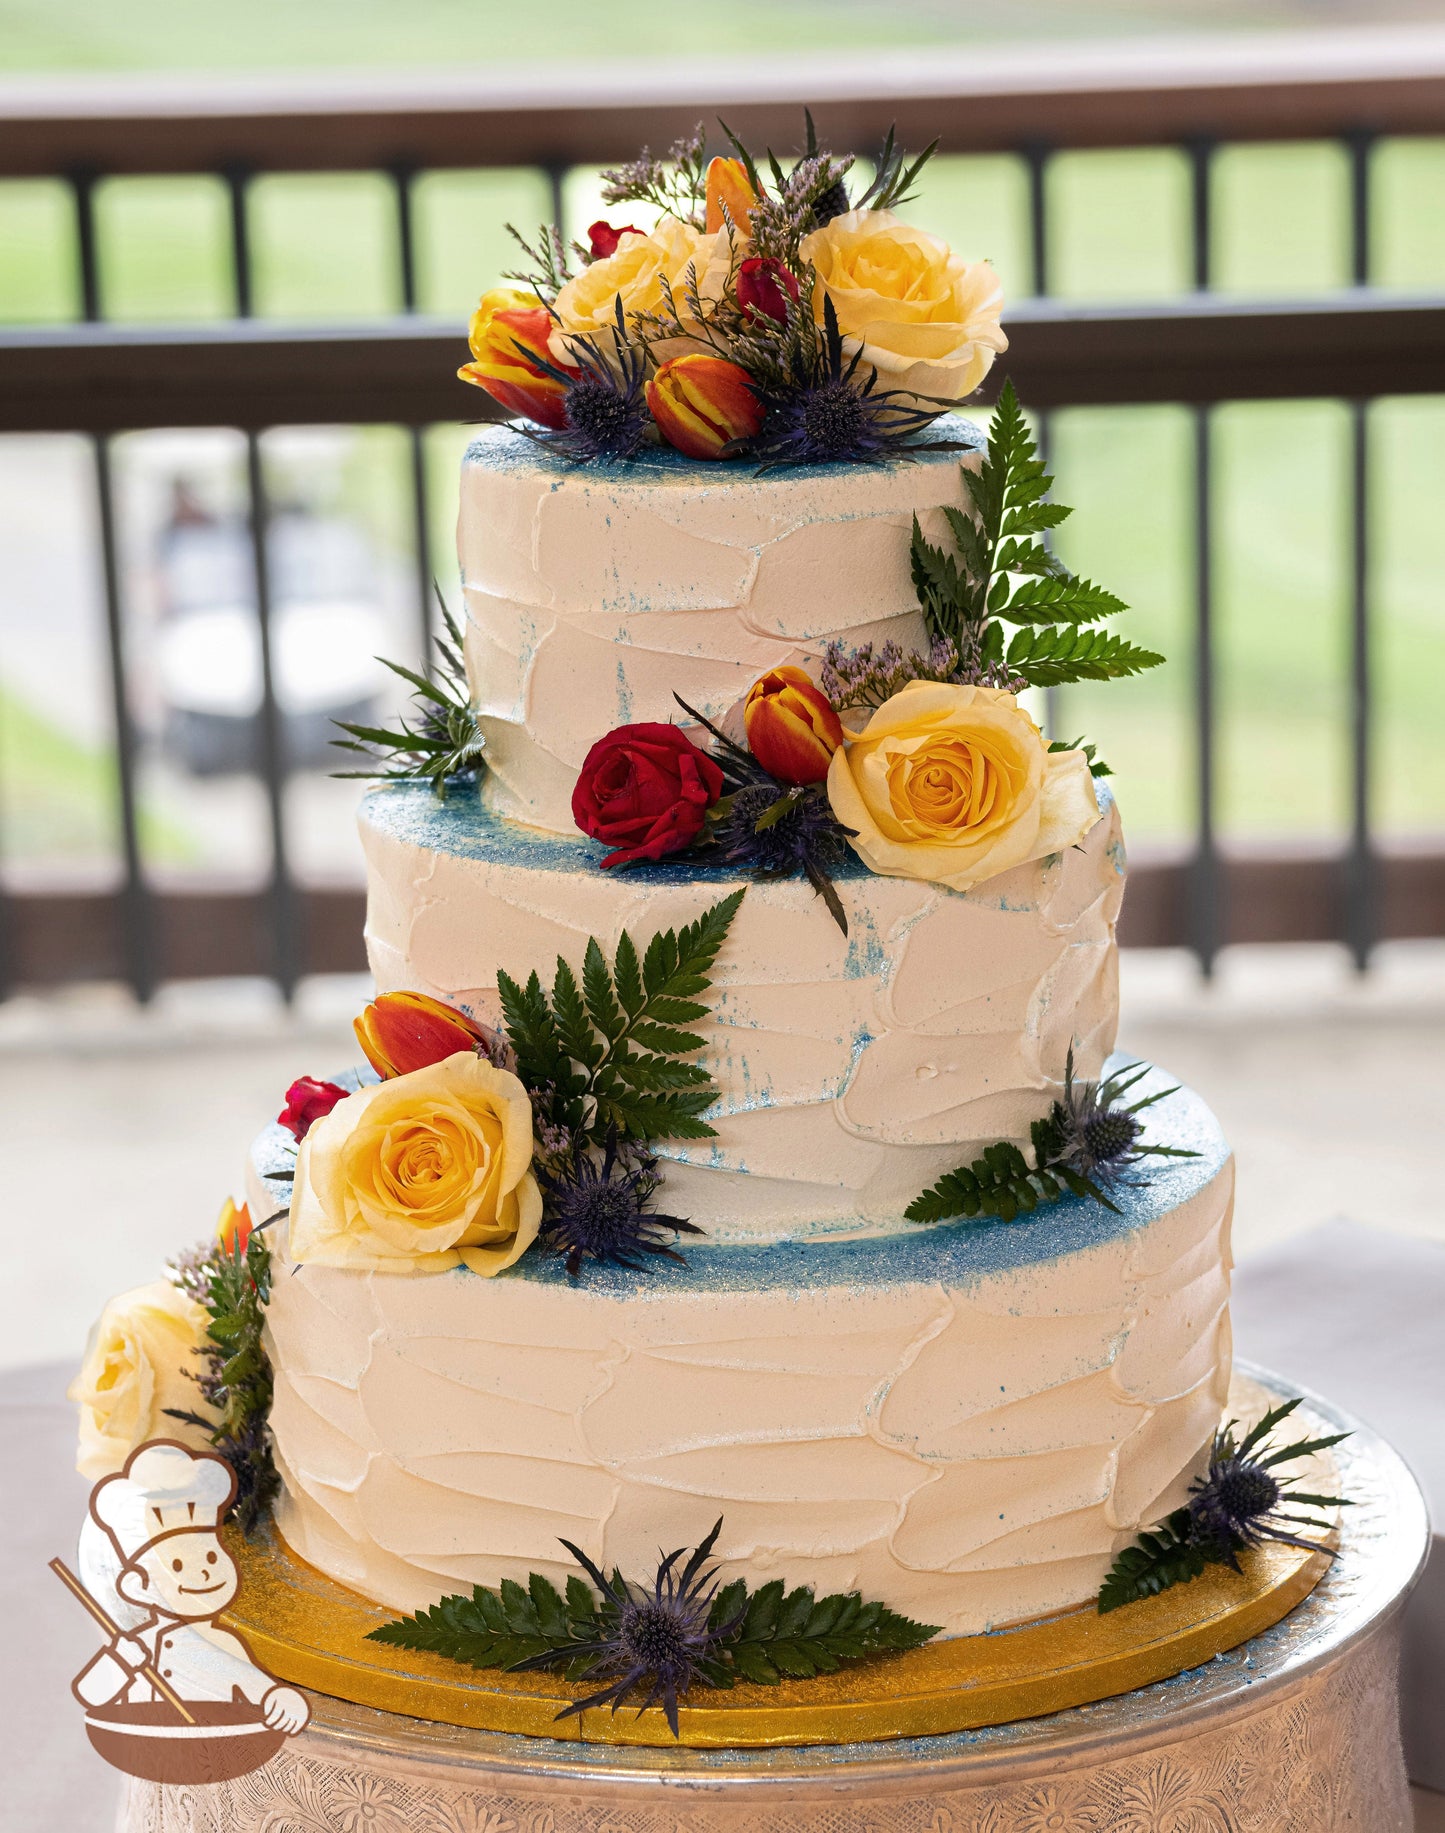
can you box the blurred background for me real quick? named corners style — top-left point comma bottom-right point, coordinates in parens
top-left (0, 0), bottom-right (1442, 1359)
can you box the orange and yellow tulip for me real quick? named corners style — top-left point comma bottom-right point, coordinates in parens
top-left (744, 667), bottom-right (845, 785)
top-left (646, 354), bottom-right (762, 460)
top-left (354, 989), bottom-right (492, 1081)
top-left (458, 287), bottom-right (577, 430)
top-left (704, 157), bottom-right (757, 236)
top-left (216, 1197), bottom-right (253, 1259)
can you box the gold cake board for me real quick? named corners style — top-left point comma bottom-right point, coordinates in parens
top-left (225, 1372), bottom-right (1334, 1751)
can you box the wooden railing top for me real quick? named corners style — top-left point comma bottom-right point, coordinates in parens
top-left (0, 26), bottom-right (1443, 178)
top-left (4, 292), bottom-right (1442, 432)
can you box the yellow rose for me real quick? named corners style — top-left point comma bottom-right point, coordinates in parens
top-left (826, 681), bottom-right (1100, 892)
top-left (69, 1280), bottom-right (219, 1481)
top-left (289, 1051), bottom-right (542, 1276)
top-left (549, 214), bottom-right (731, 362)
top-left (799, 209), bottom-right (1007, 403)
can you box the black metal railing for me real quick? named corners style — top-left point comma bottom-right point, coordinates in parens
top-left (1, 30), bottom-right (1443, 997)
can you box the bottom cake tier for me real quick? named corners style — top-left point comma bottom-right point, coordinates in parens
top-left (247, 1060), bottom-right (1233, 1640)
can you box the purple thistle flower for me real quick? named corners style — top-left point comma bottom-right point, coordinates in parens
top-left (518, 1519), bottom-right (741, 1734)
top-left (1045, 1048), bottom-right (1194, 1194)
top-left (1186, 1399), bottom-right (1350, 1571)
top-left (536, 1132), bottom-right (703, 1278)
top-left (745, 297), bottom-right (968, 471)
top-left (670, 695), bottom-right (854, 935)
top-left (514, 299), bottom-right (652, 465)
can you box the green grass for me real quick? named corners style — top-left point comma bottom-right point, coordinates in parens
top-left (0, 0), bottom-right (1417, 75)
top-left (0, 101), bottom-right (1441, 867)
top-left (0, 685), bottom-right (195, 866)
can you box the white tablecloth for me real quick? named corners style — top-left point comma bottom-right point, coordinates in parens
top-left (1231, 1217), bottom-right (1443, 1790)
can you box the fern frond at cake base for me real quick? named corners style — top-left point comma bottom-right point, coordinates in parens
top-left (369, 1515), bottom-right (939, 1735)
top-left (1098, 1397), bottom-right (1350, 1613)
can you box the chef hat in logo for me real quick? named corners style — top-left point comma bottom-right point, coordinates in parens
top-left (91, 1440), bottom-right (237, 1564)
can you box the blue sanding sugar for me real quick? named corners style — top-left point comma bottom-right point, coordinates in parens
top-left (463, 413), bottom-right (986, 487)
top-left (253, 1055), bottom-right (1226, 1300)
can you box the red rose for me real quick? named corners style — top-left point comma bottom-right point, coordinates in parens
top-left (736, 255), bottom-right (801, 325)
top-left (277, 1075), bottom-right (348, 1142)
top-left (587, 219), bottom-right (645, 260)
top-left (573, 723), bottom-right (724, 867)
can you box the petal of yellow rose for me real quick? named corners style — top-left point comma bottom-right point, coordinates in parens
top-left (1037, 744), bottom-right (1103, 856)
top-left (457, 1171), bottom-right (543, 1277)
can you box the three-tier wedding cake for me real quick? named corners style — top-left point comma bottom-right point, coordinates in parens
top-left (247, 429), bottom-right (1233, 1639)
top-left (72, 115), bottom-right (1243, 1736)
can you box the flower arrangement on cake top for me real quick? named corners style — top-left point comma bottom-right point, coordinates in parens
top-left (457, 115), bottom-right (1006, 466)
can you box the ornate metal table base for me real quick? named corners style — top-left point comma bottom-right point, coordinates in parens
top-left (117, 1368), bottom-right (1428, 1832)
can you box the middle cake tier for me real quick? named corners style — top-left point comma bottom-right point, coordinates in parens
top-left (360, 783), bottom-right (1125, 1244)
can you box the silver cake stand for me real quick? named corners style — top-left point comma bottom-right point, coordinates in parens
top-left (117, 1365), bottom-right (1428, 1833)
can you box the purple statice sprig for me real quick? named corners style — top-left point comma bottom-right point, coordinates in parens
top-left (600, 124), bottom-right (710, 230)
top-left (672, 693), bottom-right (854, 937)
top-left (535, 1128), bottom-right (704, 1279)
top-left (818, 635), bottom-right (1027, 712)
top-left (1099, 1399), bottom-right (1350, 1613)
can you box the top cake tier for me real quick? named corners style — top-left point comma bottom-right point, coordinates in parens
top-left (460, 417), bottom-right (984, 834)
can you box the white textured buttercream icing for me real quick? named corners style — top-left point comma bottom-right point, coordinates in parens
top-left (249, 1070), bottom-right (1232, 1637)
top-left (458, 419), bottom-right (985, 833)
top-left (359, 783), bottom-right (1125, 1244)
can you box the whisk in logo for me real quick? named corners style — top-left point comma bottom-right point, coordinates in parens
top-left (51, 1439), bottom-right (310, 1785)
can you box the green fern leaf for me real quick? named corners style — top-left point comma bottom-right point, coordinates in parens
top-left (1098, 1509), bottom-right (1210, 1613)
top-left (727, 1580), bottom-right (939, 1687)
top-left (994, 535), bottom-right (1068, 577)
top-left (906, 375), bottom-right (1163, 732)
top-left (1004, 625), bottom-right (1165, 687)
top-left (500, 891), bottom-right (744, 1152)
top-left (581, 937), bottom-right (626, 1044)
top-left (551, 958), bottom-right (601, 1073)
top-left (996, 574), bottom-right (1129, 625)
top-left (497, 968), bottom-right (580, 1118)
top-left (730, 1642), bottom-right (780, 1685)
top-left (709, 1579), bottom-right (749, 1634)
top-left (612, 929), bottom-right (645, 1017)
top-left (624, 1020), bottom-right (708, 1056)
top-left (905, 1139), bottom-right (1063, 1226)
